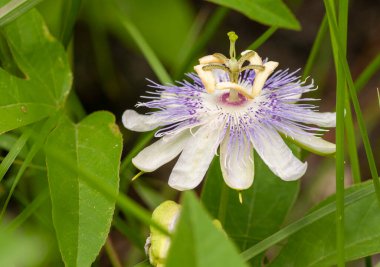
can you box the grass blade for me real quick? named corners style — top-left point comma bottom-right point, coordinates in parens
top-left (301, 15), bottom-right (328, 80)
top-left (174, 7), bottom-right (228, 79)
top-left (355, 53), bottom-right (380, 92)
top-left (0, 115), bottom-right (59, 220)
top-left (0, 128), bottom-right (32, 183)
top-left (324, 0), bottom-right (380, 204)
top-left (247, 26), bottom-right (278, 51)
top-left (241, 182), bottom-right (375, 260)
top-left (0, 0), bottom-right (43, 26)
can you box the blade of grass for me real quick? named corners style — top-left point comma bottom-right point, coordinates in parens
top-left (120, 131), bottom-right (155, 174)
top-left (335, 0), bottom-right (349, 264)
top-left (247, 26), bottom-right (278, 51)
top-left (113, 1), bottom-right (172, 84)
top-left (174, 7), bottom-right (228, 79)
top-left (4, 188), bottom-right (49, 232)
top-left (345, 100), bottom-right (361, 184)
top-left (301, 15), bottom-right (328, 80)
top-left (0, 0), bottom-right (43, 26)
top-left (113, 216), bottom-right (146, 250)
top-left (241, 182), bottom-right (375, 260)
top-left (355, 53), bottom-right (380, 92)
top-left (0, 128), bottom-right (32, 183)
top-left (59, 0), bottom-right (82, 47)
top-left (105, 238), bottom-right (123, 267)
top-left (325, 0), bottom-right (380, 203)
top-left (0, 115), bottom-right (59, 221)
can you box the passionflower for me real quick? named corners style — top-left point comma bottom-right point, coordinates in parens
top-left (122, 32), bottom-right (336, 191)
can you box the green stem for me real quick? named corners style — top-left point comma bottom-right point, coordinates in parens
top-left (174, 7), bottom-right (228, 79)
top-left (302, 16), bottom-right (328, 80)
top-left (241, 182), bottom-right (375, 260)
top-left (114, 5), bottom-right (172, 84)
top-left (105, 238), bottom-right (123, 267)
top-left (325, 0), bottom-right (380, 204)
top-left (335, 0), bottom-right (349, 265)
top-left (217, 185), bottom-right (229, 225)
top-left (354, 53), bottom-right (380, 92)
top-left (247, 26), bottom-right (278, 51)
top-left (345, 100), bottom-right (361, 184)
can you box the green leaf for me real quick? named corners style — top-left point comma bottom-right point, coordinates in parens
top-left (201, 148), bottom-right (299, 254)
top-left (207, 0), bottom-right (300, 30)
top-left (45, 111), bottom-right (122, 267)
top-left (166, 192), bottom-right (248, 267)
top-left (0, 9), bottom-right (72, 134)
top-left (269, 181), bottom-right (380, 266)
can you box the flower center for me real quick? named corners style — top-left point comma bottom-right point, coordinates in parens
top-left (220, 92), bottom-right (247, 106)
top-left (194, 31), bottom-right (278, 101)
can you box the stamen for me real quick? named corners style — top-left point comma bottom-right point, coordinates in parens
top-left (132, 171), bottom-right (145, 181)
top-left (237, 50), bottom-right (256, 67)
top-left (212, 53), bottom-right (229, 62)
top-left (240, 65), bottom-right (265, 72)
top-left (227, 31), bottom-right (238, 59)
top-left (202, 64), bottom-right (231, 74)
top-left (238, 191), bottom-right (243, 204)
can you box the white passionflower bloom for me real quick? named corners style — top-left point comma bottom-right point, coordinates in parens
top-left (123, 32), bottom-right (336, 191)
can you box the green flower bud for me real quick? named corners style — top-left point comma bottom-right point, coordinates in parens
top-left (145, 201), bottom-right (181, 267)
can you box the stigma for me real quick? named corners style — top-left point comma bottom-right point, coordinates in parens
top-left (194, 31), bottom-right (279, 102)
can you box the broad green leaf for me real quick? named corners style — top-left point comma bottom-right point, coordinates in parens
top-left (0, 9), bottom-right (72, 134)
top-left (201, 146), bottom-right (300, 254)
top-left (207, 0), bottom-right (300, 30)
top-left (166, 192), bottom-right (248, 267)
top-left (269, 181), bottom-right (380, 266)
top-left (45, 111), bottom-right (122, 267)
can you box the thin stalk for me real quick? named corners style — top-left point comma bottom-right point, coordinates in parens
top-left (120, 131), bottom-right (155, 174)
top-left (247, 26), bottom-right (278, 51)
top-left (345, 100), bottom-right (361, 184)
top-left (0, 0), bottom-right (43, 27)
top-left (0, 128), bottom-right (32, 183)
top-left (105, 238), bottom-right (123, 267)
top-left (174, 7), bottom-right (228, 79)
top-left (335, 0), bottom-right (349, 264)
top-left (325, 0), bottom-right (380, 203)
top-left (114, 2), bottom-right (172, 84)
top-left (217, 185), bottom-right (229, 224)
top-left (354, 53), bottom-right (380, 92)
top-left (4, 189), bottom-right (49, 232)
top-left (0, 116), bottom-right (59, 220)
top-left (302, 16), bottom-right (328, 80)
top-left (241, 182), bottom-right (375, 260)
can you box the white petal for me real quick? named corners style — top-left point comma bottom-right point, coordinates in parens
top-left (194, 64), bottom-right (216, 93)
top-left (132, 130), bottom-right (191, 172)
top-left (298, 111), bottom-right (336, 128)
top-left (251, 126), bottom-right (307, 181)
top-left (251, 61), bottom-right (279, 97)
top-left (168, 124), bottom-right (222, 190)
top-left (283, 130), bottom-right (336, 155)
top-left (122, 110), bottom-right (162, 132)
top-left (220, 134), bottom-right (254, 190)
